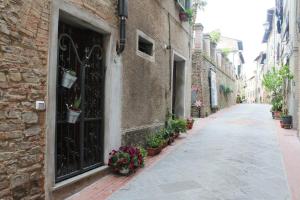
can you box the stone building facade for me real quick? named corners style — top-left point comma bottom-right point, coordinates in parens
top-left (0, 0), bottom-right (192, 199)
top-left (191, 24), bottom-right (237, 118)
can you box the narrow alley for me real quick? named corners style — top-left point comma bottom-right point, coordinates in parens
top-left (69, 104), bottom-right (300, 200)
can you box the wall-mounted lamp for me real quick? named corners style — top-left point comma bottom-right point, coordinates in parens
top-left (117, 0), bottom-right (128, 55)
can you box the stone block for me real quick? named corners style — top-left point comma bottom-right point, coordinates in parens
top-left (5, 110), bottom-right (21, 119)
top-left (24, 126), bottom-right (41, 137)
top-left (22, 112), bottom-right (38, 124)
top-left (0, 131), bottom-right (22, 140)
top-left (8, 72), bottom-right (22, 82)
top-left (22, 72), bottom-right (39, 83)
top-left (0, 72), bottom-right (6, 82)
top-left (10, 173), bottom-right (29, 189)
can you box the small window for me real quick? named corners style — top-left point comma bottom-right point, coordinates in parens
top-left (136, 30), bottom-right (155, 61)
top-left (138, 36), bottom-right (153, 56)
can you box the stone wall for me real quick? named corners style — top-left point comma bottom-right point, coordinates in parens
top-left (0, 1), bottom-right (50, 199)
top-left (191, 50), bottom-right (236, 118)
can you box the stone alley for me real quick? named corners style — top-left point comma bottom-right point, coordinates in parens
top-left (68, 104), bottom-right (300, 200)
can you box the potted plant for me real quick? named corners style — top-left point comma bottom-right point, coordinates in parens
top-left (179, 8), bottom-right (193, 22)
top-left (108, 146), bottom-right (144, 175)
top-left (62, 69), bottom-right (77, 89)
top-left (280, 112), bottom-right (293, 129)
top-left (172, 119), bottom-right (187, 138)
top-left (186, 117), bottom-right (194, 129)
top-left (157, 129), bottom-right (169, 149)
top-left (271, 94), bottom-right (283, 120)
top-left (146, 134), bottom-right (162, 156)
top-left (66, 96), bottom-right (81, 124)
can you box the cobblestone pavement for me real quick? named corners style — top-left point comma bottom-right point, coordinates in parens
top-left (108, 104), bottom-right (291, 200)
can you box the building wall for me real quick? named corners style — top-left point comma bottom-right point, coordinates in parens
top-left (192, 31), bottom-right (237, 117)
top-left (121, 0), bottom-right (192, 145)
top-left (0, 0), bottom-right (192, 199)
top-left (0, 1), bottom-right (51, 199)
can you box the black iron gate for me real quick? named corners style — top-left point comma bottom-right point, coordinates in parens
top-left (55, 21), bottom-right (105, 182)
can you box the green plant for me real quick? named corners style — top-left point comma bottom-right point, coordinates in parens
top-left (137, 146), bottom-right (147, 159)
top-left (209, 30), bottom-right (221, 44)
top-left (185, 8), bottom-right (193, 18)
top-left (221, 48), bottom-right (232, 57)
top-left (67, 70), bottom-right (76, 76)
top-left (146, 134), bottom-right (163, 148)
top-left (174, 119), bottom-right (187, 133)
top-left (73, 96), bottom-right (81, 110)
top-left (262, 67), bottom-right (282, 94)
top-left (271, 94), bottom-right (283, 112)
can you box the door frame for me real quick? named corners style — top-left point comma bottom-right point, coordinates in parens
top-left (171, 50), bottom-right (187, 118)
top-left (46, 1), bottom-right (122, 198)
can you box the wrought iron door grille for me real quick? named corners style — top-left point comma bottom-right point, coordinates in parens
top-left (55, 21), bottom-right (105, 182)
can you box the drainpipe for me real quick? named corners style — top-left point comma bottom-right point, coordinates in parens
top-left (168, 13), bottom-right (172, 90)
top-left (117, 0), bottom-right (128, 55)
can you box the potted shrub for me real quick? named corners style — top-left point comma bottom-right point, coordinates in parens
top-left (186, 117), bottom-right (194, 129)
top-left (66, 96), bottom-right (81, 124)
top-left (108, 146), bottom-right (144, 175)
top-left (271, 94), bottom-right (283, 120)
top-left (146, 134), bottom-right (163, 156)
top-left (62, 69), bottom-right (77, 89)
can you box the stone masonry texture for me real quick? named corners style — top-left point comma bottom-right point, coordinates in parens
top-left (0, 1), bottom-right (50, 199)
top-left (192, 50), bottom-right (236, 118)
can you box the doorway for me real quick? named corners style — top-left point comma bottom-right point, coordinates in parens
top-left (55, 21), bottom-right (105, 182)
top-left (172, 53), bottom-right (186, 118)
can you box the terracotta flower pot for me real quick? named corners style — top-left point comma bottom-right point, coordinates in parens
top-left (161, 141), bottom-right (168, 149)
top-left (174, 132), bottom-right (180, 139)
top-left (147, 147), bottom-right (161, 156)
top-left (274, 111), bottom-right (282, 120)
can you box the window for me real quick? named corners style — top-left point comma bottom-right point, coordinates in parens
top-left (138, 37), bottom-right (153, 56)
top-left (136, 30), bottom-right (155, 61)
top-left (176, 0), bottom-right (191, 10)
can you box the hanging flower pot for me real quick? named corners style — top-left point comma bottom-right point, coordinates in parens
top-left (66, 97), bottom-right (81, 124)
top-left (67, 108), bottom-right (81, 124)
top-left (62, 70), bottom-right (77, 89)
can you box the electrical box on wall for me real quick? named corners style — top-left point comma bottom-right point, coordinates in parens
top-left (36, 101), bottom-right (46, 111)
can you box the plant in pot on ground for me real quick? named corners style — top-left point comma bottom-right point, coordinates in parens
top-left (263, 67), bottom-right (283, 119)
top-left (186, 117), bottom-right (195, 130)
top-left (278, 65), bottom-right (294, 128)
top-left (108, 146), bottom-right (144, 175)
top-left (146, 133), bottom-right (163, 156)
top-left (66, 96), bottom-right (81, 124)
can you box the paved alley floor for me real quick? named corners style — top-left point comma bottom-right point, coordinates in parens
top-left (108, 104), bottom-right (291, 200)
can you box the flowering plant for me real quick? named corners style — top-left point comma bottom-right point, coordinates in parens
top-left (108, 146), bottom-right (144, 174)
top-left (194, 100), bottom-right (202, 108)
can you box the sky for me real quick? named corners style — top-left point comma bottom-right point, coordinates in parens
top-left (196, 0), bottom-right (275, 78)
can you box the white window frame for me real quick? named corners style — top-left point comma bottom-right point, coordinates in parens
top-left (136, 30), bottom-right (155, 62)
